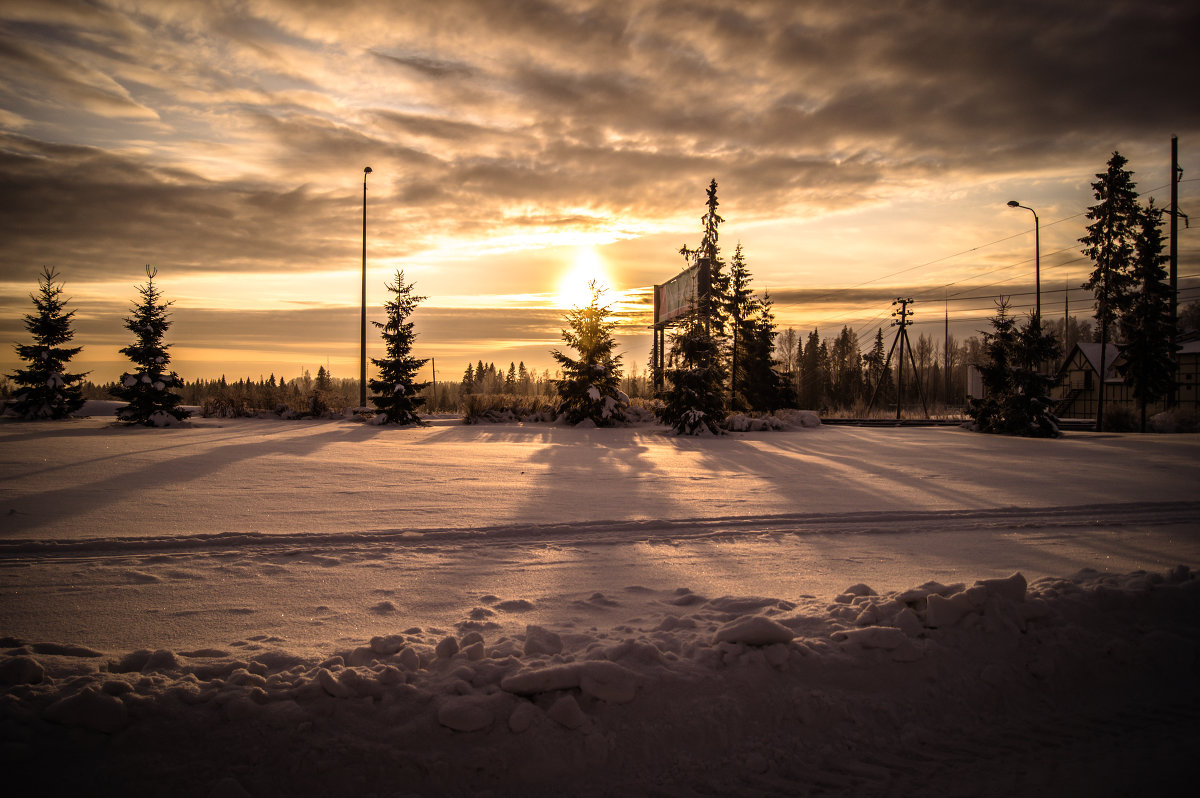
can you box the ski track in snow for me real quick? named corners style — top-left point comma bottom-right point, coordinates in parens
top-left (2, 499), bottom-right (1198, 555)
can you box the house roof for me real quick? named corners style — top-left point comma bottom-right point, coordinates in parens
top-left (1074, 342), bottom-right (1122, 382)
top-left (1061, 339), bottom-right (1198, 382)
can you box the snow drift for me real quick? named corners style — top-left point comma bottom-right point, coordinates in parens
top-left (3, 566), bottom-right (1197, 797)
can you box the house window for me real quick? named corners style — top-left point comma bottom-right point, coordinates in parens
top-left (1084, 371), bottom-right (1093, 390)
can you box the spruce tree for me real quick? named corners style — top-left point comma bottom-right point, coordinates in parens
top-left (967, 299), bottom-right (1061, 437)
top-left (368, 269), bottom-right (430, 426)
top-left (7, 267), bottom-right (87, 419)
top-left (678, 179), bottom-right (730, 334)
top-left (315, 365), bottom-right (332, 391)
top-left (726, 243), bottom-right (758, 410)
top-left (551, 282), bottom-right (626, 426)
top-left (1116, 200), bottom-right (1175, 431)
top-left (798, 329), bottom-right (827, 409)
top-left (657, 307), bottom-right (727, 435)
top-left (111, 266), bottom-right (189, 426)
top-left (830, 326), bottom-right (863, 405)
top-left (1080, 151), bottom-right (1141, 430)
top-left (740, 292), bottom-right (790, 412)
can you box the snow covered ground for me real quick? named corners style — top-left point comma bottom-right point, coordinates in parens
top-left (1, 407), bottom-right (1198, 796)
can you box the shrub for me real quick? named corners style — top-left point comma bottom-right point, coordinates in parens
top-left (461, 393), bottom-right (558, 424)
top-left (1102, 404), bottom-right (1139, 432)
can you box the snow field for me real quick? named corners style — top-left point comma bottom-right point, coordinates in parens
top-left (2, 413), bottom-right (1199, 795)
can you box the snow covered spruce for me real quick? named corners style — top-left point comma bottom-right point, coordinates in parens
top-left (3, 566), bottom-right (1197, 796)
top-left (4, 267), bottom-right (87, 420)
top-left (109, 266), bottom-right (190, 427)
top-left (367, 270), bottom-right (430, 426)
top-left (551, 282), bottom-right (629, 427)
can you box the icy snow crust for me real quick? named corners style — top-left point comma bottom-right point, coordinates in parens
top-left (1, 414), bottom-right (1199, 796)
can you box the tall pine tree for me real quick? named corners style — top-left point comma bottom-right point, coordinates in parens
top-left (1080, 152), bottom-right (1141, 431)
top-left (111, 266), bottom-right (189, 426)
top-left (726, 243), bottom-right (758, 410)
top-left (678, 179), bottom-right (730, 335)
top-left (7, 267), bottom-right (87, 419)
top-left (369, 270), bottom-right (430, 426)
top-left (1116, 200), bottom-right (1176, 431)
top-left (552, 282), bottom-right (626, 426)
top-left (739, 291), bottom-right (790, 412)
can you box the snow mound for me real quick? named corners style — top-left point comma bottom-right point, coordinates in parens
top-left (3, 565), bottom-right (1197, 796)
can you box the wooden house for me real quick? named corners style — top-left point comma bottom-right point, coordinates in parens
top-left (1053, 336), bottom-right (1200, 418)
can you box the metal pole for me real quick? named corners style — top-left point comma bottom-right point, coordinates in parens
top-left (944, 297), bottom-right (949, 406)
top-left (360, 166), bottom-right (372, 409)
top-left (1170, 136), bottom-right (1179, 407)
top-left (1034, 211), bottom-right (1041, 323)
top-left (1006, 202), bottom-right (1040, 323)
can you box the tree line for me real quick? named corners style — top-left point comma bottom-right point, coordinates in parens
top-left (5, 160), bottom-right (1192, 432)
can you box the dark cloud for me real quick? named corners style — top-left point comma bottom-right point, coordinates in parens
top-left (3, 0), bottom-right (1198, 376)
top-left (0, 134), bottom-right (361, 280)
top-left (372, 52), bottom-right (478, 81)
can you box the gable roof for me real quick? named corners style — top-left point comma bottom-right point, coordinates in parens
top-left (1070, 343), bottom-right (1122, 382)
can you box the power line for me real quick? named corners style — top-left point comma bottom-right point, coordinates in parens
top-left (784, 179), bottom-right (1200, 339)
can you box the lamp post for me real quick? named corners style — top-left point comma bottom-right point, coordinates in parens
top-left (1006, 200), bottom-right (1040, 324)
top-left (360, 166), bottom-right (372, 409)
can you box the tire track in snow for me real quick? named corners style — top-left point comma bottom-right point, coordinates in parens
top-left (1, 500), bottom-right (1197, 559)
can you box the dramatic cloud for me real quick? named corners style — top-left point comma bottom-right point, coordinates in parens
top-left (2, 0), bottom-right (1197, 379)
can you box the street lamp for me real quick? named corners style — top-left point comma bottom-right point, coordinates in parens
top-left (1007, 200), bottom-right (1040, 323)
top-left (360, 166), bottom-right (372, 409)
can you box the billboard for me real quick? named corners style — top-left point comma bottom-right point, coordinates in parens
top-left (655, 265), bottom-right (700, 325)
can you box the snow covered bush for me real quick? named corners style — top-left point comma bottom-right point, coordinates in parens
top-left (551, 283), bottom-right (627, 426)
top-left (1150, 408), bottom-right (1199, 433)
top-left (368, 270), bottom-right (429, 426)
top-left (6, 267), bottom-right (87, 420)
top-left (724, 413), bottom-right (786, 432)
top-left (109, 266), bottom-right (190, 426)
top-left (773, 409), bottom-right (822, 428)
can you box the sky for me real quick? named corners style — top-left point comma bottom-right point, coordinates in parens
top-left (2, 0), bottom-right (1199, 384)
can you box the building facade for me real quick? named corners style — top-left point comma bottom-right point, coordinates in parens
top-left (1053, 337), bottom-right (1200, 419)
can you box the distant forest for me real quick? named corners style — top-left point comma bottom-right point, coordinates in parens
top-left (7, 307), bottom-right (1186, 419)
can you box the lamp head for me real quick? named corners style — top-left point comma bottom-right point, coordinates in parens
top-left (1006, 200), bottom-right (1020, 208)
top-left (364, 166), bottom-right (373, 174)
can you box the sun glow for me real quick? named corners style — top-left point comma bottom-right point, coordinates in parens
top-left (556, 246), bottom-right (612, 308)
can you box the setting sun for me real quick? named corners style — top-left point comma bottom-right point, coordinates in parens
top-left (556, 246), bottom-right (612, 308)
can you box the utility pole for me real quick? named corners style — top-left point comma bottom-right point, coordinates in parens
top-left (1064, 277), bottom-right (1070, 353)
top-left (865, 298), bottom-right (929, 420)
top-left (1170, 136), bottom-right (1179, 407)
top-left (944, 297), bottom-right (950, 408)
top-left (360, 166), bottom-right (372, 410)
